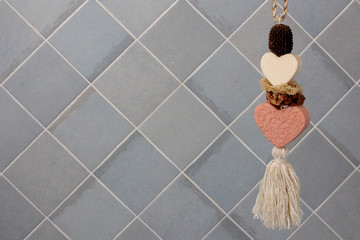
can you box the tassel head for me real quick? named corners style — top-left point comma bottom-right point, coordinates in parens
top-left (253, 147), bottom-right (302, 230)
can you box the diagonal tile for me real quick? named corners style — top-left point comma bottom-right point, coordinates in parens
top-left (27, 220), bottom-right (67, 240)
top-left (298, 43), bottom-right (354, 123)
top-left (4, 133), bottom-right (88, 215)
top-left (283, 0), bottom-right (351, 37)
top-left (186, 130), bottom-right (265, 212)
top-left (318, 2), bottom-right (360, 80)
top-left (4, 43), bottom-right (87, 126)
top-left (50, 176), bottom-right (133, 240)
top-left (0, 177), bottom-right (43, 240)
top-left (230, 1), bottom-right (312, 70)
top-left (189, 0), bottom-right (264, 37)
top-left (49, 87), bottom-right (133, 170)
top-left (0, 88), bottom-right (42, 171)
top-left (289, 129), bottom-right (353, 209)
top-left (95, 131), bottom-right (179, 214)
top-left (205, 218), bottom-right (251, 240)
top-left (230, 96), bottom-right (274, 163)
top-left (7, 0), bottom-right (85, 38)
top-left (317, 172), bottom-right (360, 240)
top-left (95, 42), bottom-right (179, 125)
top-left (49, 0), bottom-right (134, 82)
top-left (186, 43), bottom-right (262, 125)
top-left (0, 1), bottom-right (42, 82)
top-left (140, 0), bottom-right (224, 81)
top-left (99, 0), bottom-right (175, 36)
top-left (141, 175), bottom-right (224, 240)
top-left (319, 87), bottom-right (360, 166)
top-left (116, 220), bottom-right (159, 240)
top-left (230, 188), bottom-right (312, 240)
top-left (289, 215), bottom-right (339, 240)
top-left (140, 87), bottom-right (224, 169)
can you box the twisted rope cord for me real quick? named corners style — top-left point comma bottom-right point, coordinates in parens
top-left (272, 0), bottom-right (288, 23)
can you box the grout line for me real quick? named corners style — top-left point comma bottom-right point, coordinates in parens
top-left (315, 42), bottom-right (357, 83)
top-left (289, 81), bottom-right (357, 154)
top-left (313, 169), bottom-right (357, 214)
top-left (315, 126), bottom-right (357, 169)
top-left (0, 82), bottom-right (92, 174)
top-left (283, 2), bottom-right (357, 84)
top-left (227, 40), bottom-right (263, 75)
top-left (3, 0), bottom-right (357, 239)
top-left (0, 41), bottom-right (45, 87)
top-left (200, 217), bottom-right (227, 240)
top-left (314, 213), bottom-right (344, 240)
top-left (2, 175), bottom-right (72, 240)
top-left (45, 0), bottom-right (90, 40)
top-left (182, 174), bottom-right (255, 240)
top-left (186, 0), bottom-right (265, 76)
top-left (111, 217), bottom-right (137, 240)
top-left (312, 0), bottom-right (355, 42)
top-left (228, 92), bottom-right (265, 128)
top-left (2, 0), bottom-right (89, 86)
top-left (287, 170), bottom-right (357, 240)
top-left (285, 212), bottom-right (315, 240)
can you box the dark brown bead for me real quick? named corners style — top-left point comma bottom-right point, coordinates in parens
top-left (266, 91), bottom-right (305, 108)
top-left (268, 24), bottom-right (293, 56)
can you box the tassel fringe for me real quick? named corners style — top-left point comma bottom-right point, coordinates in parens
top-left (253, 147), bottom-right (302, 230)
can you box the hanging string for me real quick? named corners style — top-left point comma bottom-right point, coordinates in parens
top-left (272, 0), bottom-right (288, 23)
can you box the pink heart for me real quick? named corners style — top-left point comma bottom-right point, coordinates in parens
top-left (254, 103), bottom-right (310, 147)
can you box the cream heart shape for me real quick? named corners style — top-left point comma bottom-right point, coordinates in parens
top-left (261, 52), bottom-right (302, 86)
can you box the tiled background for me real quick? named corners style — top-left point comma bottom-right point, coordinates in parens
top-left (0, 0), bottom-right (359, 239)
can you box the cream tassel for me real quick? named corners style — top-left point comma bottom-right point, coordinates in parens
top-left (252, 147), bottom-right (302, 230)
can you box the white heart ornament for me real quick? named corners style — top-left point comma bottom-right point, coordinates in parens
top-left (261, 52), bottom-right (302, 86)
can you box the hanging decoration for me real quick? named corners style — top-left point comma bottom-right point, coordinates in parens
top-left (252, 0), bottom-right (310, 230)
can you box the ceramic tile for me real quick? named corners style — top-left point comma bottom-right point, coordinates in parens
top-left (318, 172), bottom-right (360, 240)
top-left (99, 0), bottom-right (175, 36)
top-left (8, 0), bottom-right (85, 38)
top-left (230, 189), bottom-right (312, 240)
top-left (284, 0), bottom-right (351, 37)
top-left (186, 131), bottom-right (265, 211)
top-left (5, 133), bottom-right (87, 215)
top-left (318, 2), bottom-right (360, 80)
top-left (0, 177), bottom-right (43, 240)
top-left (116, 220), bottom-right (159, 240)
top-left (319, 87), bottom-right (360, 166)
top-left (142, 175), bottom-right (224, 240)
top-left (297, 43), bottom-right (354, 123)
top-left (140, 87), bottom-right (224, 169)
top-left (230, 1), bottom-right (312, 70)
top-left (50, 87), bottom-right (133, 170)
top-left (95, 131), bottom-right (178, 214)
top-left (140, 0), bottom-right (224, 81)
top-left (289, 129), bottom-right (354, 209)
top-left (186, 43), bottom-right (262, 125)
top-left (5, 43), bottom-right (87, 126)
top-left (27, 220), bottom-right (67, 240)
top-left (189, 0), bottom-right (264, 37)
top-left (50, 177), bottom-right (133, 240)
top-left (289, 215), bottom-right (339, 240)
top-left (205, 218), bottom-right (251, 240)
top-left (0, 1), bottom-right (42, 82)
top-left (49, 0), bottom-right (134, 81)
top-left (95, 42), bottom-right (178, 125)
top-left (0, 88), bottom-right (42, 171)
top-left (230, 96), bottom-right (274, 163)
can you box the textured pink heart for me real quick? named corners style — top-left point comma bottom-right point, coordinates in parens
top-left (254, 103), bottom-right (310, 147)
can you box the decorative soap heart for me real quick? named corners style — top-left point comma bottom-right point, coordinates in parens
top-left (261, 52), bottom-right (301, 86)
top-left (254, 102), bottom-right (310, 147)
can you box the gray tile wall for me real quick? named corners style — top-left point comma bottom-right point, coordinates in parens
top-left (0, 0), bottom-right (359, 239)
